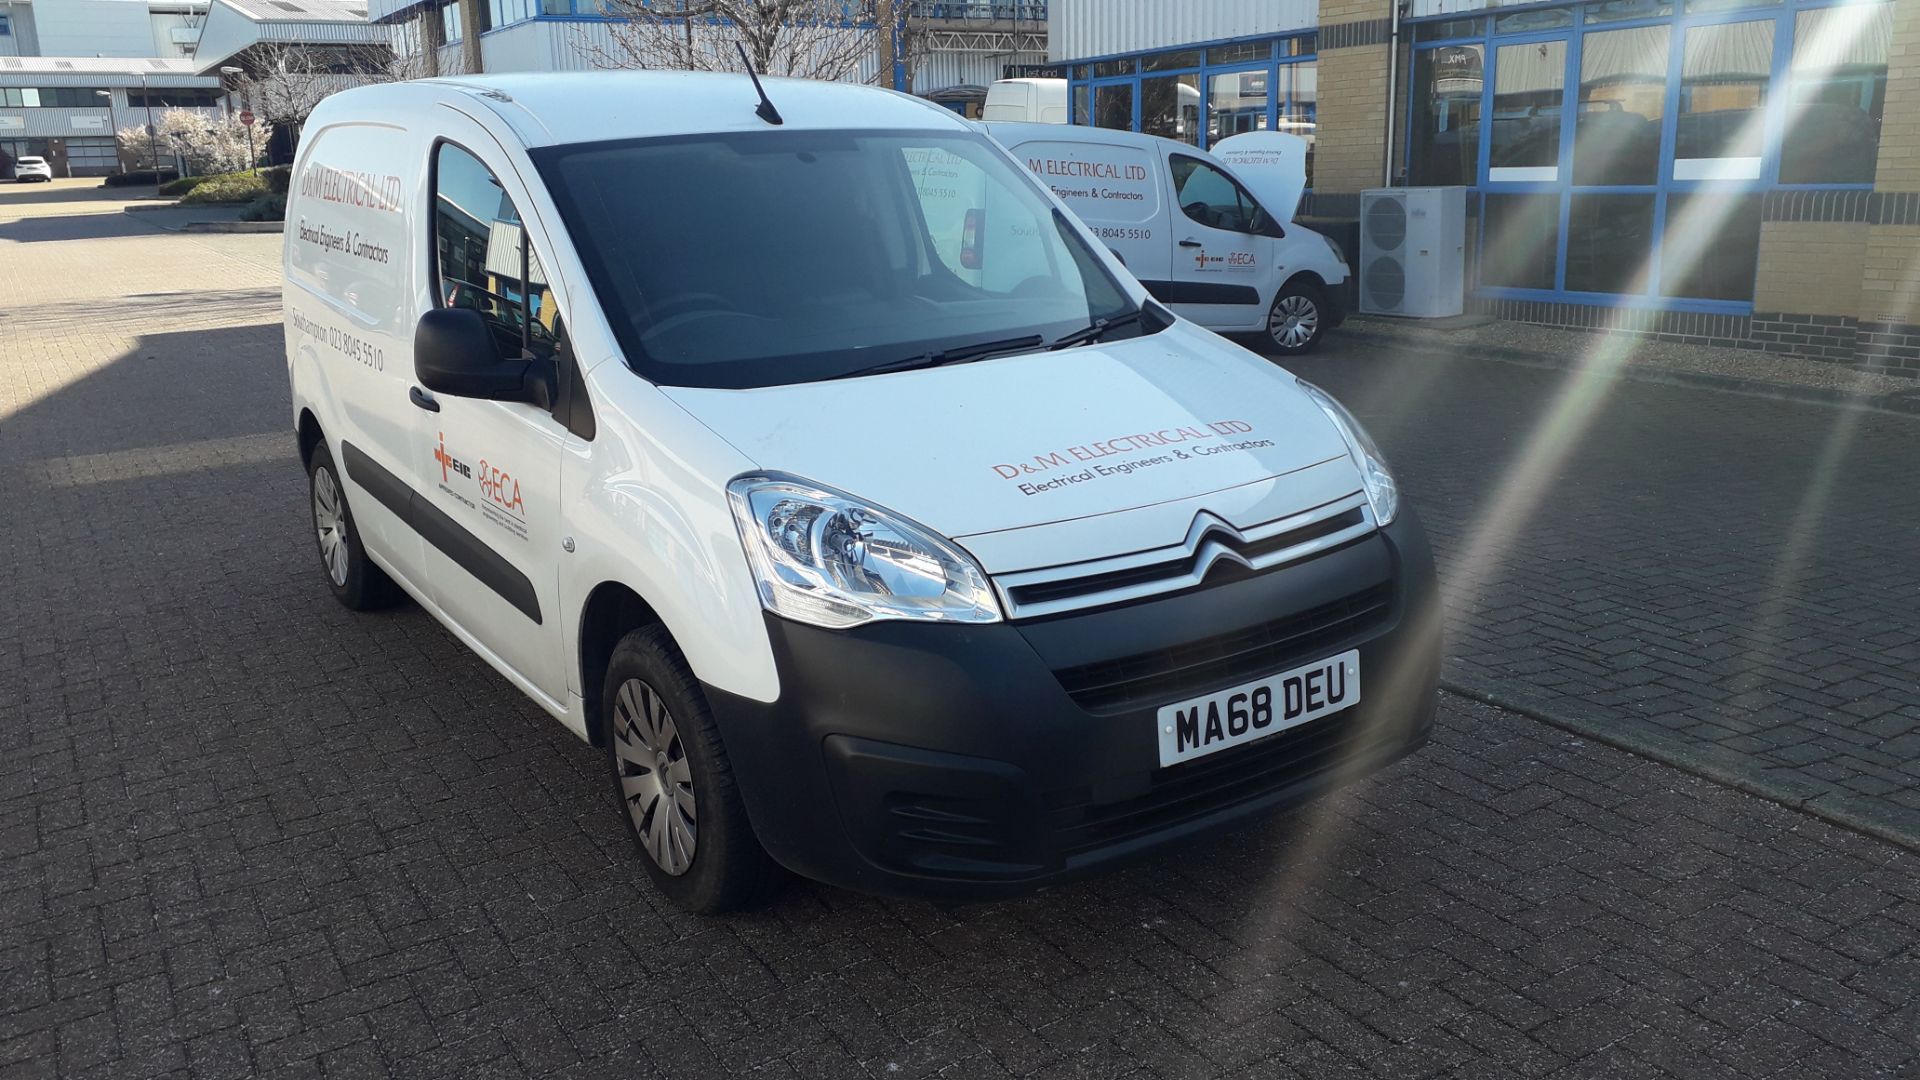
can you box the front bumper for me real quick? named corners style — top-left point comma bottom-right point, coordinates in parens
top-left (706, 511), bottom-right (1441, 901)
top-left (1321, 276), bottom-right (1350, 328)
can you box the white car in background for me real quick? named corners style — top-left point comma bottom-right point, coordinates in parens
top-left (12, 156), bottom-right (53, 182)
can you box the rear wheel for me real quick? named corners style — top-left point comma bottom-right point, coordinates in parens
top-left (307, 443), bottom-right (401, 610)
top-left (1263, 279), bottom-right (1326, 355)
top-left (602, 625), bottom-right (778, 913)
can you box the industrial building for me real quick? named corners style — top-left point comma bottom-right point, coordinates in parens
top-left (1048, 0), bottom-right (1916, 376)
top-left (365, 0), bottom-right (1048, 103)
top-left (0, 0), bottom-right (223, 177)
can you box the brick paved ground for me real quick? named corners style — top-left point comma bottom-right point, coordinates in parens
top-left (2, 185), bottom-right (1918, 1078)
top-left (1290, 347), bottom-right (1920, 847)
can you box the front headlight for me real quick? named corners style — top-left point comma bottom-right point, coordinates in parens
top-left (1324, 233), bottom-right (1349, 270)
top-left (1297, 380), bottom-right (1398, 527)
top-left (727, 475), bottom-right (1002, 629)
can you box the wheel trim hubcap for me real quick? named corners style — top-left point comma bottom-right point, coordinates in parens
top-left (312, 466), bottom-right (349, 587)
top-left (613, 678), bottom-right (697, 876)
top-left (1271, 295), bottom-right (1319, 348)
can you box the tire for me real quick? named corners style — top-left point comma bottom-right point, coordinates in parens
top-left (307, 443), bottom-right (401, 610)
top-left (602, 625), bottom-right (779, 913)
top-left (1262, 279), bottom-right (1327, 356)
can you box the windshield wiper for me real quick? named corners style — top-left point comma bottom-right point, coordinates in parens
top-left (1048, 309), bottom-right (1147, 351)
top-left (830, 334), bottom-right (1046, 380)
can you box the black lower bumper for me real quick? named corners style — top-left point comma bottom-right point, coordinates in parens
top-left (706, 511), bottom-right (1441, 901)
top-left (1321, 277), bottom-right (1350, 328)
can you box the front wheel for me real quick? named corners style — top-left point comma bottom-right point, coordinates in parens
top-left (602, 625), bottom-right (779, 913)
top-left (1263, 280), bottom-right (1327, 355)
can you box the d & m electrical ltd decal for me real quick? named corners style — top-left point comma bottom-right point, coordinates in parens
top-left (992, 420), bottom-right (1276, 497)
top-left (297, 162), bottom-right (404, 214)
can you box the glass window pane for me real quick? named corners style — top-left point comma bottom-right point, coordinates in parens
top-left (1208, 42), bottom-right (1268, 65)
top-left (1491, 40), bottom-right (1565, 175)
top-left (1141, 74), bottom-right (1201, 145)
top-left (21, 88), bottom-right (40, 107)
top-left (1495, 8), bottom-right (1571, 33)
top-left (1781, 4), bottom-right (1891, 185)
top-left (1171, 155), bottom-right (1262, 234)
top-left (1566, 194), bottom-right (1654, 294)
top-left (1584, 0), bottom-right (1673, 24)
top-left (434, 144), bottom-right (564, 361)
top-left (1686, 0), bottom-right (1776, 12)
top-left (1208, 69), bottom-right (1269, 144)
top-left (1414, 18), bottom-right (1482, 42)
top-left (1280, 61), bottom-right (1316, 187)
top-left (1660, 192), bottom-right (1761, 301)
top-left (1286, 34), bottom-right (1317, 57)
top-left (1072, 65), bottom-right (1089, 80)
top-left (1481, 194), bottom-right (1561, 289)
top-left (1093, 83), bottom-right (1134, 130)
top-left (1575, 25), bottom-right (1668, 185)
top-left (1092, 60), bottom-right (1135, 78)
top-left (1143, 50), bottom-right (1200, 72)
top-left (1410, 45), bottom-right (1484, 186)
top-left (1675, 20), bottom-right (1772, 178)
top-left (1072, 84), bottom-right (1089, 126)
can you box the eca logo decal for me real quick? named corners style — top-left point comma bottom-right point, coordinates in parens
top-left (434, 432), bottom-right (526, 519)
top-left (1192, 248), bottom-right (1258, 271)
top-left (478, 459), bottom-right (525, 519)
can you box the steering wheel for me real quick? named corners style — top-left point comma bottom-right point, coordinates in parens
top-left (1183, 201), bottom-right (1218, 228)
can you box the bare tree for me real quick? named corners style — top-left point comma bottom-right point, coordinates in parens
top-left (589, 0), bottom-right (900, 85)
top-left (227, 38), bottom-right (424, 138)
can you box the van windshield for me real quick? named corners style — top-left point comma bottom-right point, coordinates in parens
top-left (533, 129), bottom-right (1145, 389)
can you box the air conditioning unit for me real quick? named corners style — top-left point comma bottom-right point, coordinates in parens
top-left (1358, 187), bottom-right (1466, 318)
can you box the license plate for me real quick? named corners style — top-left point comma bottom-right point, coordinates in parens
top-left (1156, 649), bottom-right (1361, 767)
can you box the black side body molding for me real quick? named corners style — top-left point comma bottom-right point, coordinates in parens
top-left (340, 440), bottom-right (543, 624)
top-left (1139, 280), bottom-right (1264, 306)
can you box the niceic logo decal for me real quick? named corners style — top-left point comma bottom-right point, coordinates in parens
top-left (434, 432), bottom-right (472, 483)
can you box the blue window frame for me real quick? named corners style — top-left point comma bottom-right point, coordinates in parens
top-left (1064, 33), bottom-right (1318, 185)
top-left (1404, 0), bottom-right (1889, 314)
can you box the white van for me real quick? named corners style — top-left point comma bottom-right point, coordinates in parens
top-left (982, 77), bottom-right (1068, 124)
top-left (984, 124), bottom-right (1348, 354)
top-left (284, 71), bottom-right (1439, 912)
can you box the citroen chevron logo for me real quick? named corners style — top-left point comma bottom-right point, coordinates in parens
top-left (1183, 511), bottom-right (1255, 579)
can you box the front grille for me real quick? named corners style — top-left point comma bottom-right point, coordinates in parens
top-left (1007, 508), bottom-right (1367, 610)
top-left (991, 494), bottom-right (1377, 620)
top-left (1051, 582), bottom-right (1394, 714)
top-left (1050, 707), bottom-right (1379, 856)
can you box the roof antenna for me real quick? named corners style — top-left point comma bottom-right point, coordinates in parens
top-left (734, 42), bottom-right (784, 126)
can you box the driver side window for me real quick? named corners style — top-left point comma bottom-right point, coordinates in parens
top-left (433, 142), bottom-right (567, 362)
top-left (1170, 154), bottom-right (1264, 235)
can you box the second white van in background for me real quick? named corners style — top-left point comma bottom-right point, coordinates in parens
top-left (982, 78), bottom-right (1068, 124)
top-left (984, 124), bottom-right (1348, 354)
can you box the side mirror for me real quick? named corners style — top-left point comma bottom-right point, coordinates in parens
top-left (414, 308), bottom-right (551, 408)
